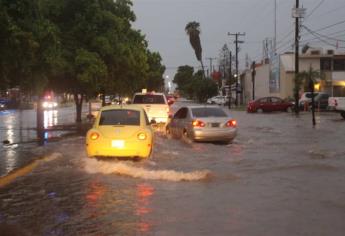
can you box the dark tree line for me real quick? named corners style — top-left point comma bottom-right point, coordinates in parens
top-left (0, 0), bottom-right (165, 122)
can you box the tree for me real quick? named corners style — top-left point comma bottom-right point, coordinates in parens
top-left (145, 50), bottom-right (166, 91)
top-left (185, 21), bottom-right (205, 78)
top-left (173, 65), bottom-right (194, 97)
top-left (295, 66), bottom-right (323, 125)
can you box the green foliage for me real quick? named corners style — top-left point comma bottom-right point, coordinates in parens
top-left (173, 65), bottom-right (194, 94)
top-left (173, 66), bottom-right (218, 102)
top-left (0, 0), bottom-right (165, 100)
top-left (296, 67), bottom-right (324, 92)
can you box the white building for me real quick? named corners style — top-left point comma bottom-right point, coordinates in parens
top-left (242, 48), bottom-right (345, 104)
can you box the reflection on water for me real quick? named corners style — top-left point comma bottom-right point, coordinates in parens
top-left (136, 183), bottom-right (154, 233)
top-left (43, 110), bottom-right (58, 128)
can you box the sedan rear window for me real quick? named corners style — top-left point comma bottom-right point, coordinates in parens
top-left (99, 109), bottom-right (140, 126)
top-left (191, 107), bottom-right (227, 118)
top-left (133, 95), bottom-right (166, 104)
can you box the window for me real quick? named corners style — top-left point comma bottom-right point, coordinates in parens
top-left (191, 107), bottom-right (227, 118)
top-left (320, 58), bottom-right (331, 71)
top-left (305, 93), bottom-right (319, 98)
top-left (257, 98), bottom-right (268, 103)
top-left (333, 59), bottom-right (345, 71)
top-left (99, 109), bottom-right (140, 126)
top-left (270, 97), bottom-right (282, 103)
top-left (133, 94), bottom-right (166, 104)
top-left (174, 108), bottom-right (188, 119)
top-left (144, 111), bottom-right (150, 125)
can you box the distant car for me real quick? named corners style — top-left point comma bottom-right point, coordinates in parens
top-left (42, 99), bottom-right (58, 109)
top-left (206, 95), bottom-right (228, 105)
top-left (247, 97), bottom-right (293, 113)
top-left (166, 105), bottom-right (237, 143)
top-left (86, 105), bottom-right (154, 159)
top-left (0, 102), bottom-right (6, 110)
top-left (132, 92), bottom-right (170, 124)
top-left (166, 95), bottom-right (176, 105)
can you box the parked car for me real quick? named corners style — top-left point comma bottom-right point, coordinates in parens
top-left (132, 91), bottom-right (170, 124)
top-left (166, 105), bottom-right (237, 143)
top-left (247, 96), bottom-right (293, 113)
top-left (86, 105), bottom-right (154, 159)
top-left (206, 95), bottom-right (228, 105)
top-left (298, 92), bottom-right (328, 110)
top-left (328, 96), bottom-right (345, 119)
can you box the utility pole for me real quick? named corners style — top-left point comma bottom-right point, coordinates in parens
top-left (206, 57), bottom-right (217, 78)
top-left (292, 0), bottom-right (305, 114)
top-left (228, 32), bottom-right (245, 106)
top-left (274, 0), bottom-right (277, 54)
top-left (228, 51), bottom-right (232, 109)
top-left (251, 61), bottom-right (256, 100)
top-left (294, 0), bottom-right (300, 114)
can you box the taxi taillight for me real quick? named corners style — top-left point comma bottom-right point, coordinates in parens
top-left (90, 132), bottom-right (100, 140)
top-left (192, 119), bottom-right (205, 128)
top-left (226, 119), bottom-right (237, 127)
top-left (137, 132), bottom-right (147, 140)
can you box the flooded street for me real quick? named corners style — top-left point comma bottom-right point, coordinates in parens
top-left (1, 107), bottom-right (345, 236)
top-left (0, 106), bottom-right (89, 177)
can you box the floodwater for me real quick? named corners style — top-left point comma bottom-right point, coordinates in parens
top-left (0, 107), bottom-right (345, 236)
top-left (0, 106), bottom-right (88, 177)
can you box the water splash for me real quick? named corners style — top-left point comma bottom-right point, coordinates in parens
top-left (84, 158), bottom-right (211, 182)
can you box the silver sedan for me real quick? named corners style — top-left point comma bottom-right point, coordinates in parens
top-left (166, 105), bottom-right (237, 143)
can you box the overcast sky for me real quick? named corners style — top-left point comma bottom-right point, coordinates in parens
top-left (132, 0), bottom-right (345, 83)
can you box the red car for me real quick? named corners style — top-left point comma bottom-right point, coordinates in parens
top-left (247, 97), bottom-right (293, 113)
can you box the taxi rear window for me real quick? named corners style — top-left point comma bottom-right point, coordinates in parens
top-left (99, 109), bottom-right (140, 126)
top-left (133, 95), bottom-right (166, 104)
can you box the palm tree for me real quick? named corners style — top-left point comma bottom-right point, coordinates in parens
top-left (296, 66), bottom-right (323, 125)
top-left (185, 21), bottom-right (205, 78)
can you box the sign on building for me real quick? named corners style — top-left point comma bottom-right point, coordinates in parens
top-left (270, 54), bottom-right (280, 93)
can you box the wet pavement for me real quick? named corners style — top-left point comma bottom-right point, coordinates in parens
top-left (0, 104), bottom-right (345, 236)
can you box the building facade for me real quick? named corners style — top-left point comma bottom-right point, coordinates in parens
top-left (242, 48), bottom-right (345, 104)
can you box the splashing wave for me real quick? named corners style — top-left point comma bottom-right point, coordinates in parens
top-left (84, 158), bottom-right (211, 182)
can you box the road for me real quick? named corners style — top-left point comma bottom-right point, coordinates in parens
top-left (1, 102), bottom-right (345, 236)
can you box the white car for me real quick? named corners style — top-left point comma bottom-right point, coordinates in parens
top-left (206, 96), bottom-right (228, 105)
top-left (132, 92), bottom-right (170, 124)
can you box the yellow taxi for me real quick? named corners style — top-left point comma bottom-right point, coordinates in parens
top-left (86, 105), bottom-right (154, 159)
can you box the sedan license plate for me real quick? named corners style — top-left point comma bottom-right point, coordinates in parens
top-left (112, 140), bottom-right (124, 148)
top-left (211, 123), bottom-right (220, 127)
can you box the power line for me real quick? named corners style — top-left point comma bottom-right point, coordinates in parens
top-left (303, 26), bottom-right (345, 43)
top-left (301, 19), bottom-right (345, 36)
top-left (302, 26), bottom-right (345, 48)
top-left (304, 0), bottom-right (325, 20)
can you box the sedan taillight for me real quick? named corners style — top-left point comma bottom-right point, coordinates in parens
top-left (192, 120), bottom-right (205, 128)
top-left (226, 119), bottom-right (237, 127)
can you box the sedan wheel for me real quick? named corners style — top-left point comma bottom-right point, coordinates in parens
top-left (182, 130), bottom-right (192, 144)
top-left (286, 107), bottom-right (292, 112)
top-left (166, 127), bottom-right (172, 139)
top-left (256, 108), bottom-right (263, 113)
top-left (341, 111), bottom-right (345, 119)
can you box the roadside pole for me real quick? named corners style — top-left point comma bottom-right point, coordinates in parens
top-left (36, 96), bottom-right (45, 145)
